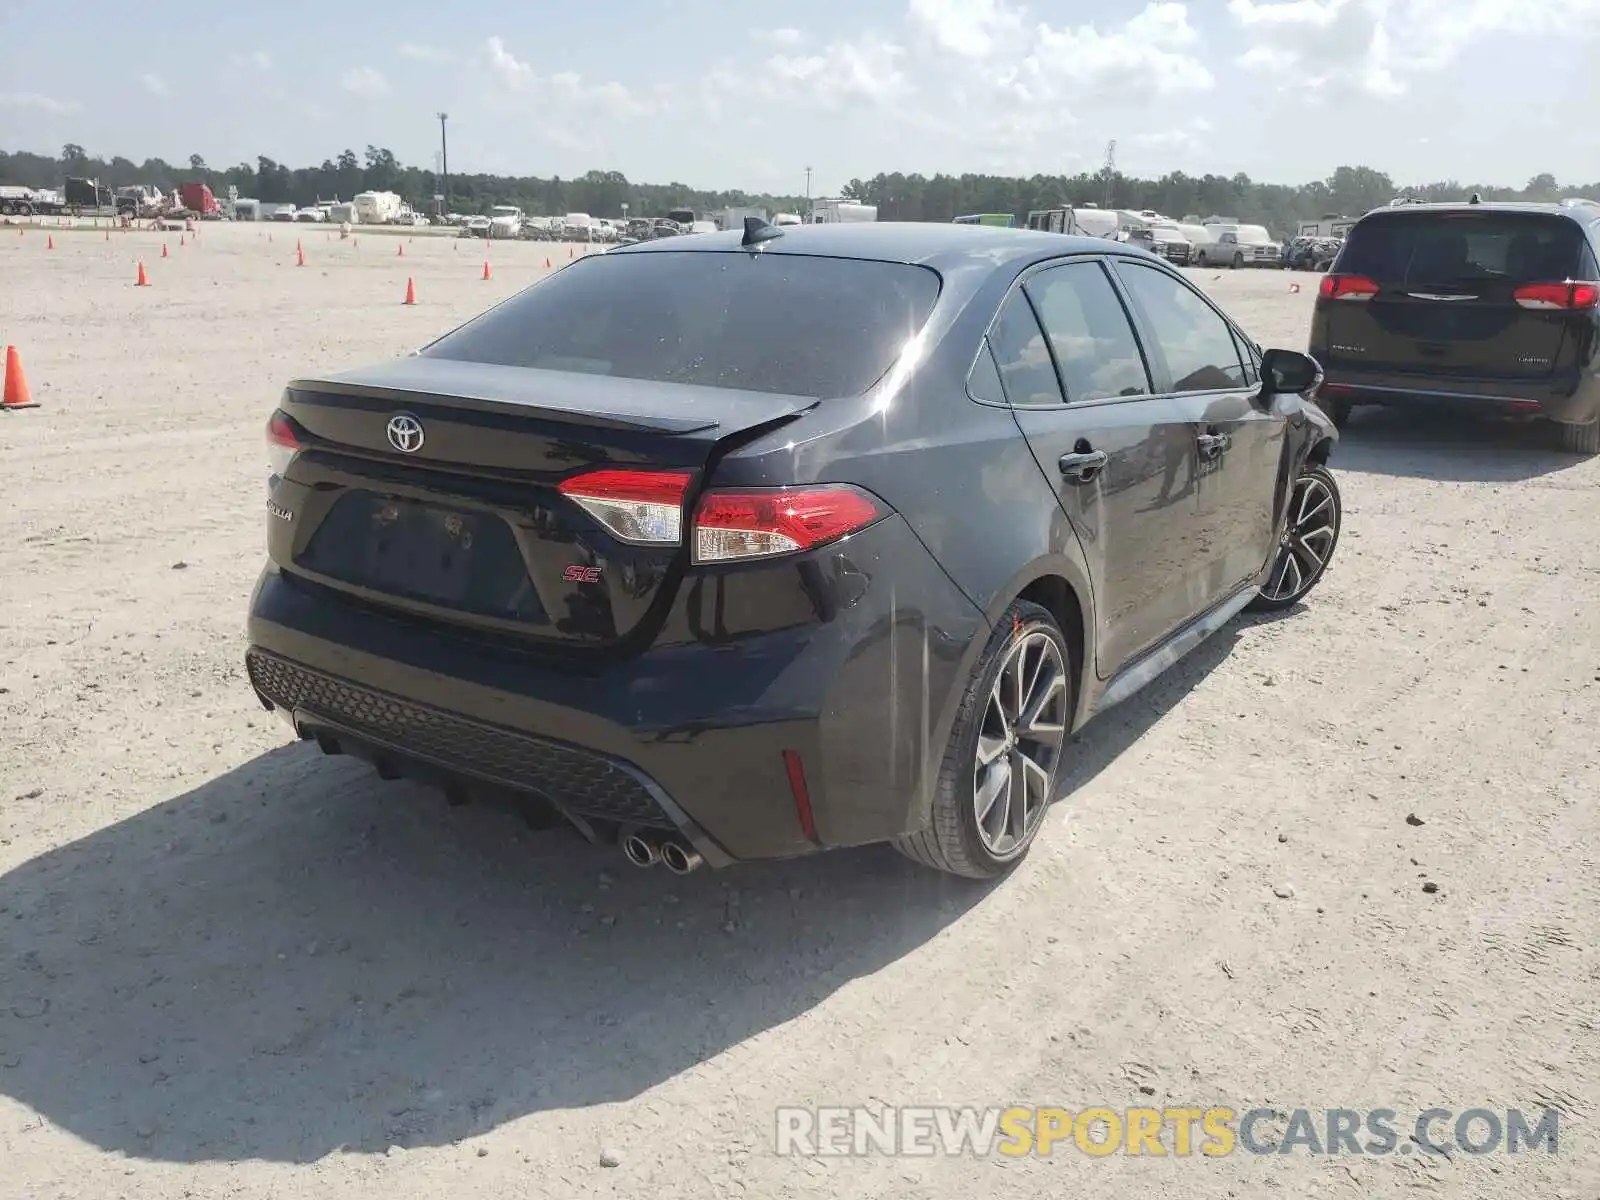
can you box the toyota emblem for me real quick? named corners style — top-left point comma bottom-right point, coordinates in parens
top-left (386, 413), bottom-right (425, 454)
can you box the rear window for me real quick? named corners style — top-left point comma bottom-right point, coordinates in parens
top-left (1339, 212), bottom-right (1586, 285)
top-left (422, 251), bottom-right (940, 398)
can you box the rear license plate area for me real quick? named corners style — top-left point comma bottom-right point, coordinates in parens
top-left (298, 492), bottom-right (546, 622)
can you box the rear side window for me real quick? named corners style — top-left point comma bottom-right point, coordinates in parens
top-left (1023, 261), bottom-right (1151, 402)
top-left (988, 290), bottom-right (1065, 405)
top-left (422, 251), bottom-right (941, 398)
top-left (1339, 213), bottom-right (1585, 285)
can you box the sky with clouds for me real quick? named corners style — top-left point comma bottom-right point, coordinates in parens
top-left (2, 0), bottom-right (1597, 194)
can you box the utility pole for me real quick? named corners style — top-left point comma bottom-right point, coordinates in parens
top-left (437, 112), bottom-right (449, 217)
top-left (804, 165), bottom-right (812, 221)
top-left (1102, 140), bottom-right (1116, 210)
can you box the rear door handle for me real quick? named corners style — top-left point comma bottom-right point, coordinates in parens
top-left (1197, 432), bottom-right (1231, 458)
top-left (1058, 450), bottom-right (1108, 483)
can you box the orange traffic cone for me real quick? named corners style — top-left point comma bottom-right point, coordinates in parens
top-left (135, 261), bottom-right (150, 286)
top-left (161, 242), bottom-right (169, 258)
top-left (2, 345), bottom-right (38, 410)
top-left (180, 234), bottom-right (186, 247)
top-left (403, 277), bottom-right (416, 305)
top-left (104, 230), bottom-right (110, 241)
top-left (568, 246), bottom-right (574, 259)
top-left (296, 245), bottom-right (305, 267)
top-left (46, 235), bottom-right (54, 250)
top-left (482, 261), bottom-right (492, 280)
top-left (397, 242), bottom-right (404, 257)
top-left (543, 257), bottom-right (551, 269)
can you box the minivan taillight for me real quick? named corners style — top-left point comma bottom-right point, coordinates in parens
top-left (1513, 281), bottom-right (1600, 310)
top-left (692, 485), bottom-right (888, 564)
top-left (1318, 274), bottom-right (1379, 301)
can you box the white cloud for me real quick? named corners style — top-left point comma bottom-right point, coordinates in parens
top-left (139, 73), bottom-right (169, 97)
top-left (400, 42), bottom-right (453, 62)
top-left (1007, 3), bottom-right (1213, 103)
top-left (230, 50), bottom-right (271, 70)
top-left (908, 0), bottom-right (1022, 57)
top-left (750, 26), bottom-right (803, 46)
top-left (341, 66), bottom-right (390, 98)
top-left (1226, 0), bottom-right (1600, 96)
top-left (707, 34), bottom-right (909, 111)
top-left (0, 91), bottom-right (80, 113)
top-left (481, 37), bottom-right (650, 118)
top-left (485, 36), bottom-right (532, 87)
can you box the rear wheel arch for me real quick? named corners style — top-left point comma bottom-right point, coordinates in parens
top-left (1016, 575), bottom-right (1086, 702)
top-left (1306, 435), bottom-right (1336, 467)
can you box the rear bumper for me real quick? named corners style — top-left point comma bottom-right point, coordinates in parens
top-left (1312, 361), bottom-right (1600, 424)
top-left (245, 514), bottom-right (986, 865)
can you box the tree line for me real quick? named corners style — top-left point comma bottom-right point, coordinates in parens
top-left (3, 145), bottom-right (1597, 237)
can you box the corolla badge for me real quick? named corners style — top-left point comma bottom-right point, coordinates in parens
top-left (386, 413), bottom-right (425, 453)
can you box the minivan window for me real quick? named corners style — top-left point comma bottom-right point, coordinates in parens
top-left (423, 251), bottom-right (941, 398)
top-left (1338, 212), bottom-right (1585, 285)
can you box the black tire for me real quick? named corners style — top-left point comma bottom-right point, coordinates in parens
top-left (1556, 414), bottom-right (1600, 455)
top-left (893, 600), bottom-right (1074, 880)
top-left (1247, 465), bottom-right (1341, 614)
top-left (1232, 252), bottom-right (1245, 269)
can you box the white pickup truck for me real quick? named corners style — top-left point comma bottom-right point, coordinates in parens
top-left (1192, 222), bottom-right (1281, 269)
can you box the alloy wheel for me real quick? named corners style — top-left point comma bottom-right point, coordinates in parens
top-left (1262, 472), bottom-right (1339, 603)
top-left (973, 631), bottom-right (1069, 856)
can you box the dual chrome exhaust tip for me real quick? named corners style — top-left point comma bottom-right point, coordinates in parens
top-left (622, 831), bottom-right (703, 874)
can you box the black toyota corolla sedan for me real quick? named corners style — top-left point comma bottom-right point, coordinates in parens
top-left (248, 221), bottom-right (1340, 880)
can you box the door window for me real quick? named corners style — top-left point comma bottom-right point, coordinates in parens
top-left (1114, 262), bottom-right (1248, 393)
top-left (1024, 261), bottom-right (1151, 402)
top-left (988, 290), bottom-right (1065, 405)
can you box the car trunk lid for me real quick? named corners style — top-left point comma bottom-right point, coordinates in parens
top-left (270, 356), bottom-right (817, 649)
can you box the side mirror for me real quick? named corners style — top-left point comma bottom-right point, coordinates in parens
top-left (1260, 348), bottom-right (1323, 396)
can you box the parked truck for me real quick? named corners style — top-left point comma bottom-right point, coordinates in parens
top-left (808, 198), bottom-right (877, 223)
top-left (176, 181), bottom-right (223, 219)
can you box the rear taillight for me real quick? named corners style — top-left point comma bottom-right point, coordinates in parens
top-left (267, 410), bottom-right (301, 482)
top-left (1318, 274), bottom-right (1379, 301)
top-left (558, 468), bottom-right (693, 544)
top-left (692, 485), bottom-right (887, 564)
top-left (1513, 280), bottom-right (1600, 310)
top-left (558, 470), bottom-right (889, 562)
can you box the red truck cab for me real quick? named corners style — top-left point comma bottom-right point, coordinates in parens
top-left (177, 181), bottom-right (222, 219)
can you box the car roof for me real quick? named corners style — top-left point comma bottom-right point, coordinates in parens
top-left (607, 221), bottom-right (1144, 272)
top-left (1359, 201), bottom-right (1595, 225)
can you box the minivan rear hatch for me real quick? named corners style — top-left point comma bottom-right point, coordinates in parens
top-left (267, 249), bottom-right (941, 651)
top-left (1317, 209), bottom-right (1595, 378)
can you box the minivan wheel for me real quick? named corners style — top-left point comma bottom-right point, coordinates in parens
top-left (893, 600), bottom-right (1072, 880)
top-left (1556, 414), bottom-right (1600, 455)
top-left (1248, 465), bottom-right (1342, 613)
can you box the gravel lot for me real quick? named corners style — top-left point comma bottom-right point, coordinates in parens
top-left (1, 220), bottom-right (1595, 1199)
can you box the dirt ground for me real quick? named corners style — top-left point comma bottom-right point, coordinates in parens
top-left (0, 220), bottom-right (1595, 1199)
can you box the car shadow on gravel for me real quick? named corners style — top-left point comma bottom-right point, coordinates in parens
top-left (1330, 406), bottom-right (1582, 482)
top-left (0, 622), bottom-right (1246, 1167)
top-left (0, 744), bottom-right (994, 1164)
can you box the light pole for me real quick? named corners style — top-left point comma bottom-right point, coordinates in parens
top-left (437, 112), bottom-right (449, 216)
top-left (804, 165), bottom-right (812, 222)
